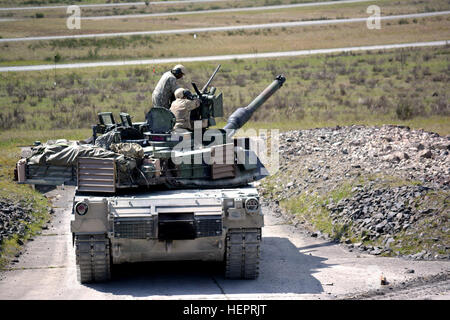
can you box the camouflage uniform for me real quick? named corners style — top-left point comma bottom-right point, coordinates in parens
top-left (94, 130), bottom-right (118, 150)
top-left (151, 71), bottom-right (180, 109)
top-left (170, 98), bottom-right (201, 131)
top-left (110, 143), bottom-right (144, 159)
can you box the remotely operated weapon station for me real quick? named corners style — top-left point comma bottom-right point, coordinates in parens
top-left (15, 67), bottom-right (286, 283)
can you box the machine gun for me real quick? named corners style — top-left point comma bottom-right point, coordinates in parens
top-left (200, 64), bottom-right (221, 94)
top-left (190, 64), bottom-right (223, 127)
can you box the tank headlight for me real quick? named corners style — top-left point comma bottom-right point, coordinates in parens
top-left (245, 198), bottom-right (259, 213)
top-left (75, 202), bottom-right (89, 215)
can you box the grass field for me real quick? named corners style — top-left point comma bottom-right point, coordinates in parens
top-left (1, 45), bottom-right (449, 133)
top-left (1, 0), bottom-right (449, 37)
top-left (0, 0), bottom-right (184, 6)
top-left (0, 15), bottom-right (449, 65)
top-left (0, 0), bottom-right (357, 19)
top-left (0, 0), bottom-right (392, 17)
top-left (0, 0), bottom-right (448, 67)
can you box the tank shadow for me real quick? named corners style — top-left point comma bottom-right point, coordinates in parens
top-left (35, 185), bottom-right (57, 193)
top-left (86, 236), bottom-right (332, 297)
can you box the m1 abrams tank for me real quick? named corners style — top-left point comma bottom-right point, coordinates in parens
top-left (16, 67), bottom-right (286, 283)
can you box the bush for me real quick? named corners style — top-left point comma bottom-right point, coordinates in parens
top-left (431, 97), bottom-right (450, 116)
top-left (35, 13), bottom-right (44, 19)
top-left (339, 84), bottom-right (346, 96)
top-left (54, 53), bottom-right (61, 63)
top-left (396, 100), bottom-right (414, 120)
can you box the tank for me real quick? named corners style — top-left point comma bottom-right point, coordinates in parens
top-left (15, 68), bottom-right (286, 283)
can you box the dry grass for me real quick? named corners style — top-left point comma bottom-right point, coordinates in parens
top-left (1, 16), bottom-right (449, 64)
top-left (0, 0), bottom-right (449, 37)
top-left (0, 0), bottom-right (284, 13)
top-left (1, 45), bottom-right (448, 134)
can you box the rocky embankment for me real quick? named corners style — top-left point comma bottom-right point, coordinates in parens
top-left (260, 125), bottom-right (449, 260)
top-left (0, 199), bottom-right (34, 246)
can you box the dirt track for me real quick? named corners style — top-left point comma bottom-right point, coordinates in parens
top-left (0, 185), bottom-right (448, 300)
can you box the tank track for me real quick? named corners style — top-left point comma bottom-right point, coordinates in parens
top-left (225, 228), bottom-right (261, 279)
top-left (75, 234), bottom-right (111, 283)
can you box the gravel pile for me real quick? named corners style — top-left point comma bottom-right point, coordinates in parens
top-left (260, 125), bottom-right (450, 260)
top-left (0, 199), bottom-right (35, 246)
top-left (326, 182), bottom-right (448, 259)
top-left (277, 125), bottom-right (449, 194)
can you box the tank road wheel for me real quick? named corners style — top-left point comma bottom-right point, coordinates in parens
top-left (75, 234), bottom-right (111, 284)
top-left (225, 228), bottom-right (261, 279)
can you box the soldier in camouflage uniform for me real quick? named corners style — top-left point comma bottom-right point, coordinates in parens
top-left (151, 64), bottom-right (186, 110)
top-left (170, 88), bottom-right (201, 131)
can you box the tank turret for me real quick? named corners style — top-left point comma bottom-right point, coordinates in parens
top-left (16, 71), bottom-right (286, 191)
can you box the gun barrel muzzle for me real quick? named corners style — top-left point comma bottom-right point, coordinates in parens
top-left (223, 74), bottom-right (286, 133)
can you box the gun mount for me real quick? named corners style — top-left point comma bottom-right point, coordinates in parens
top-left (190, 64), bottom-right (223, 128)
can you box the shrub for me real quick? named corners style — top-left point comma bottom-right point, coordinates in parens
top-left (396, 100), bottom-right (414, 120)
top-left (54, 53), bottom-right (61, 63)
top-left (339, 84), bottom-right (346, 96)
top-left (431, 97), bottom-right (450, 116)
top-left (6, 83), bottom-right (14, 96)
top-left (101, 70), bottom-right (110, 79)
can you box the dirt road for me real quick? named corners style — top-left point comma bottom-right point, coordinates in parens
top-left (0, 185), bottom-right (448, 299)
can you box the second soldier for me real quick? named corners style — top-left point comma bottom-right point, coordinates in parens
top-left (170, 88), bottom-right (201, 131)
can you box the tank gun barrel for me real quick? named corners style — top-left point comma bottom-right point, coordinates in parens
top-left (223, 75), bottom-right (286, 136)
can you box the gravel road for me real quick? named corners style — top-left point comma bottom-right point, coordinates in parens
top-left (0, 185), bottom-right (448, 300)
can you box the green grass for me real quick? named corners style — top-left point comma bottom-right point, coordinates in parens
top-left (261, 166), bottom-right (358, 239)
top-left (276, 183), bottom-right (356, 240)
top-left (282, 193), bottom-right (334, 235)
top-left (1, 46), bottom-right (449, 134)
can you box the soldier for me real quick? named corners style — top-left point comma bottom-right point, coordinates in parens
top-left (170, 88), bottom-right (201, 131)
top-left (151, 64), bottom-right (186, 110)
